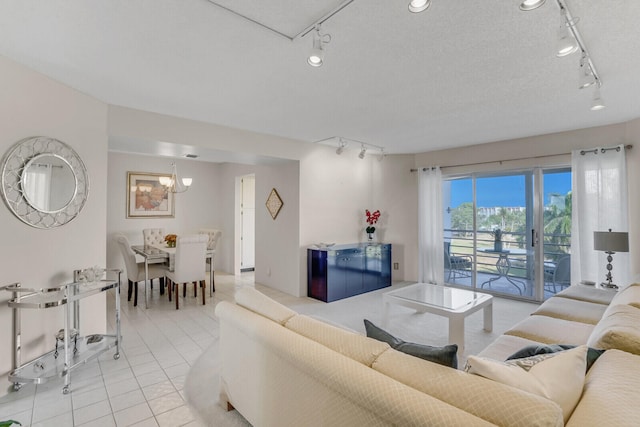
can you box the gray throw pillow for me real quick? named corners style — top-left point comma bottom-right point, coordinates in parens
top-left (363, 319), bottom-right (458, 369)
top-left (506, 344), bottom-right (605, 372)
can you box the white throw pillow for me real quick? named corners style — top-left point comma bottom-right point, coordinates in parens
top-left (465, 345), bottom-right (588, 422)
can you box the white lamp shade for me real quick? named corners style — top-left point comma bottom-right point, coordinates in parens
top-left (594, 230), bottom-right (629, 252)
top-left (182, 177), bottom-right (193, 187)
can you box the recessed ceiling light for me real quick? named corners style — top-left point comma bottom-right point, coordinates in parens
top-left (408, 0), bottom-right (431, 14)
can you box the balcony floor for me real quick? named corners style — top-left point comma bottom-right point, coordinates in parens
top-left (446, 270), bottom-right (563, 300)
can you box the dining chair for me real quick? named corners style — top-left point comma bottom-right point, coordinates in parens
top-left (166, 234), bottom-right (208, 309)
top-left (143, 228), bottom-right (166, 246)
top-left (114, 234), bottom-right (167, 306)
top-left (199, 228), bottom-right (222, 294)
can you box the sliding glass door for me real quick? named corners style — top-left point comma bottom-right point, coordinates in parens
top-left (443, 167), bottom-right (571, 301)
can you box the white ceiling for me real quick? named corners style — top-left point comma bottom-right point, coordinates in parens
top-left (1, 0), bottom-right (640, 160)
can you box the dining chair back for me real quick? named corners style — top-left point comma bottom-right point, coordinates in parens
top-left (199, 228), bottom-right (222, 294)
top-left (166, 234), bottom-right (208, 309)
top-left (143, 228), bottom-right (166, 246)
top-left (114, 233), bottom-right (166, 306)
top-left (198, 228), bottom-right (222, 250)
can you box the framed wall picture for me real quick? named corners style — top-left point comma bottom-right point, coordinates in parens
top-left (265, 188), bottom-right (283, 220)
top-left (127, 172), bottom-right (175, 218)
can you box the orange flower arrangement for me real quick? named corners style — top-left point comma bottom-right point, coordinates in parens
top-left (164, 234), bottom-right (177, 247)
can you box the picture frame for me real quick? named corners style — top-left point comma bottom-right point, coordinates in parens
top-left (127, 172), bottom-right (175, 218)
top-left (265, 188), bottom-right (283, 220)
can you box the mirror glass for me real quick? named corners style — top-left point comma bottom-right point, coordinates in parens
top-left (21, 154), bottom-right (77, 213)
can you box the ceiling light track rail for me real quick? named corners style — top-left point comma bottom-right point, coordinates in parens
top-left (204, 0), bottom-right (356, 42)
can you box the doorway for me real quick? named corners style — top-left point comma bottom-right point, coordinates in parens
top-left (237, 174), bottom-right (255, 273)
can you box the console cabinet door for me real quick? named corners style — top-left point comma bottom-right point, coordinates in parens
top-left (308, 244), bottom-right (392, 302)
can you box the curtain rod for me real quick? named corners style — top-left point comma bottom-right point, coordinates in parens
top-left (410, 144), bottom-right (633, 172)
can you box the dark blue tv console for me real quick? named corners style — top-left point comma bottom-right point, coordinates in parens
top-left (307, 243), bottom-right (392, 302)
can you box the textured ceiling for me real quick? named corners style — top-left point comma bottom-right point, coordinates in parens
top-left (1, 0), bottom-right (639, 161)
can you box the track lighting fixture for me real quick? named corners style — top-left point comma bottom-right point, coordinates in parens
top-left (307, 25), bottom-right (331, 67)
top-left (590, 86), bottom-right (605, 111)
top-left (408, 0), bottom-right (431, 13)
top-left (521, 0), bottom-right (604, 111)
top-left (315, 136), bottom-right (386, 160)
top-left (578, 54), bottom-right (595, 89)
top-left (519, 0), bottom-right (546, 11)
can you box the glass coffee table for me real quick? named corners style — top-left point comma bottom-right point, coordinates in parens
top-left (382, 283), bottom-right (493, 352)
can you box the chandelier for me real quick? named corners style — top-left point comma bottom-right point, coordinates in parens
top-left (159, 162), bottom-right (192, 193)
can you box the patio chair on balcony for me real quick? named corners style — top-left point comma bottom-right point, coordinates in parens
top-left (444, 242), bottom-right (472, 282)
top-left (544, 255), bottom-right (571, 294)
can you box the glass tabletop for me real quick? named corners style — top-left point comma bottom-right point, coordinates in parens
top-left (385, 282), bottom-right (491, 311)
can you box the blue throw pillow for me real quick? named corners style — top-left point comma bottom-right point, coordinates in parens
top-left (363, 319), bottom-right (458, 369)
top-left (506, 344), bottom-right (605, 372)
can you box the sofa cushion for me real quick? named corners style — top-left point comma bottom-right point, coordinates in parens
top-left (285, 315), bottom-right (390, 367)
top-left (466, 346), bottom-right (588, 422)
top-left (504, 315), bottom-right (594, 345)
top-left (234, 286), bottom-right (296, 325)
top-left (373, 347), bottom-right (564, 427)
top-left (567, 349), bottom-right (640, 427)
top-left (506, 344), bottom-right (605, 372)
top-left (363, 319), bottom-right (458, 368)
top-left (587, 303), bottom-right (640, 355)
top-left (609, 282), bottom-right (640, 308)
top-left (554, 285), bottom-right (616, 305)
top-left (531, 297), bottom-right (608, 325)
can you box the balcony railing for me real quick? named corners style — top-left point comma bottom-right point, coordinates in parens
top-left (444, 228), bottom-right (571, 297)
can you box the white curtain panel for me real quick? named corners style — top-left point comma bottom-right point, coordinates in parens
top-left (418, 167), bottom-right (444, 284)
top-left (571, 145), bottom-right (629, 286)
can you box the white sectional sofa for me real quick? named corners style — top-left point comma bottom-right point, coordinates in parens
top-left (215, 284), bottom-right (640, 426)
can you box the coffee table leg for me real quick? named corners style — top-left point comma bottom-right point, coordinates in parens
top-left (449, 316), bottom-right (464, 353)
top-left (483, 303), bottom-right (493, 332)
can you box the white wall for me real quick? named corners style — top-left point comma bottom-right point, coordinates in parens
top-left (414, 120), bottom-right (640, 279)
top-left (0, 55), bottom-right (108, 393)
top-left (298, 146), bottom-right (416, 295)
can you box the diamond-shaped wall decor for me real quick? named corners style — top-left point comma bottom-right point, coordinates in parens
top-left (266, 188), bottom-right (283, 220)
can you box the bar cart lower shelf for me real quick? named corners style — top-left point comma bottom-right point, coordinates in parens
top-left (9, 334), bottom-right (120, 393)
top-left (2, 269), bottom-right (122, 394)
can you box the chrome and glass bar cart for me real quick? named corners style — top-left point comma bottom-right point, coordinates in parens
top-left (1, 269), bottom-right (121, 394)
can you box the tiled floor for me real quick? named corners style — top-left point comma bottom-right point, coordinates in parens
top-left (0, 272), bottom-right (254, 427)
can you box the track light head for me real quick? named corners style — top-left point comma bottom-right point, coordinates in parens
top-left (556, 15), bottom-right (579, 57)
top-left (519, 0), bottom-right (546, 11)
top-left (578, 54), bottom-right (596, 89)
top-left (336, 138), bottom-right (347, 155)
top-left (590, 87), bottom-right (605, 111)
top-left (358, 146), bottom-right (367, 159)
top-left (408, 0), bottom-right (431, 13)
top-left (307, 26), bottom-right (330, 67)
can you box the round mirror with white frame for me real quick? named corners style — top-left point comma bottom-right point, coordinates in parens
top-left (1, 136), bottom-right (89, 228)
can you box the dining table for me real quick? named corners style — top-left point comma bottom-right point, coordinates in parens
top-left (131, 243), bottom-right (215, 309)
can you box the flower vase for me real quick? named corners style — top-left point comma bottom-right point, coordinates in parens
top-left (368, 233), bottom-right (374, 241)
top-left (494, 241), bottom-right (502, 252)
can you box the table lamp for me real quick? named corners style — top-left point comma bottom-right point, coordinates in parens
top-left (593, 229), bottom-right (629, 289)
